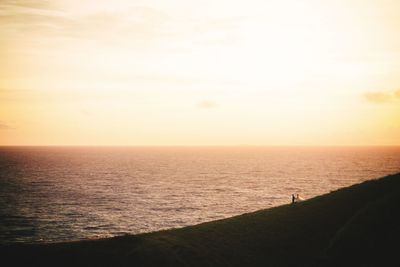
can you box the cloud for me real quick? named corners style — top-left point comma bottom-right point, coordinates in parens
top-left (0, 3), bottom-right (171, 45)
top-left (0, 0), bottom-right (53, 10)
top-left (0, 1), bottom-right (65, 38)
top-left (197, 100), bottom-right (217, 109)
top-left (364, 92), bottom-right (392, 103)
top-left (364, 89), bottom-right (400, 104)
top-left (56, 7), bottom-right (172, 44)
top-left (0, 1), bottom-right (245, 49)
top-left (81, 109), bottom-right (92, 116)
top-left (0, 122), bottom-right (13, 130)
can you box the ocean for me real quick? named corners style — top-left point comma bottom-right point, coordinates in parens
top-left (0, 146), bottom-right (399, 244)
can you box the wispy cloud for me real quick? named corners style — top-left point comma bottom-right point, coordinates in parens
top-left (0, 121), bottom-right (13, 130)
top-left (81, 109), bottom-right (92, 116)
top-left (197, 100), bottom-right (217, 109)
top-left (0, 0), bottom-right (54, 10)
top-left (0, 1), bottom-right (245, 48)
top-left (0, 2), bottom-right (172, 46)
top-left (364, 89), bottom-right (400, 104)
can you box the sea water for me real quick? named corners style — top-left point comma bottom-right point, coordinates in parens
top-left (1, 146), bottom-right (399, 244)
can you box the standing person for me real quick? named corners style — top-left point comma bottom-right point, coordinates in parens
top-left (291, 194), bottom-right (296, 204)
top-left (297, 194), bottom-right (304, 201)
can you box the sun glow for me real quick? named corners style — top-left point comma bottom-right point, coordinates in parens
top-left (1, 0), bottom-right (400, 145)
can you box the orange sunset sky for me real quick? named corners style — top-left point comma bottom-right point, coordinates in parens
top-left (1, 0), bottom-right (399, 146)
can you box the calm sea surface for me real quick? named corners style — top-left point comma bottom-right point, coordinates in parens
top-left (0, 146), bottom-right (399, 244)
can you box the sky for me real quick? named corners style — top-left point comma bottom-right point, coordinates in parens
top-left (1, 0), bottom-right (400, 146)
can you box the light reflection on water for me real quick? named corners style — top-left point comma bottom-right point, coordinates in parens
top-left (0, 146), bottom-right (399, 243)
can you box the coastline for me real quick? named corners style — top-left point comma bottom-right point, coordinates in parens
top-left (1, 173), bottom-right (400, 266)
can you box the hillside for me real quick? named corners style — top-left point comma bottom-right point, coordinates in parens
top-left (1, 173), bottom-right (400, 266)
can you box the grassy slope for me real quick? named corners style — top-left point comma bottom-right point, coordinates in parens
top-left (1, 173), bottom-right (400, 267)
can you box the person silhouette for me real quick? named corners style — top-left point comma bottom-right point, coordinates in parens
top-left (292, 194), bottom-right (296, 204)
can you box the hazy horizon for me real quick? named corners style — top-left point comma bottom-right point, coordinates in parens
top-left (2, 144), bottom-right (400, 148)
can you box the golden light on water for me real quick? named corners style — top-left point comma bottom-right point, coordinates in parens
top-left (1, 0), bottom-right (400, 145)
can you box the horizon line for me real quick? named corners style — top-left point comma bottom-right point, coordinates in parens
top-left (1, 144), bottom-right (400, 148)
